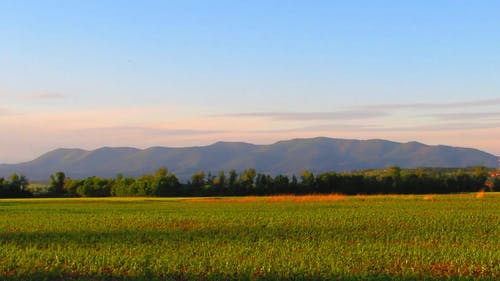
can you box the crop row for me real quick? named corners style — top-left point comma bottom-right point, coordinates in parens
top-left (1, 194), bottom-right (499, 280)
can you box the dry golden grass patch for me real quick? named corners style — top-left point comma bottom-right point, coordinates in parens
top-left (476, 189), bottom-right (486, 198)
top-left (423, 195), bottom-right (436, 201)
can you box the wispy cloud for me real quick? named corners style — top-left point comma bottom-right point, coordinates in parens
top-left (0, 106), bottom-right (180, 129)
top-left (76, 126), bottom-right (225, 136)
top-left (366, 122), bottom-right (500, 132)
top-left (247, 124), bottom-right (371, 133)
top-left (430, 112), bottom-right (500, 120)
top-left (241, 121), bottom-right (500, 134)
top-left (0, 108), bottom-right (13, 116)
top-left (19, 93), bottom-right (66, 100)
top-left (361, 98), bottom-right (500, 110)
top-left (216, 110), bottom-right (388, 121)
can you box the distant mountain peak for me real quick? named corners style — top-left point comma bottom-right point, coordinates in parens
top-left (0, 137), bottom-right (497, 181)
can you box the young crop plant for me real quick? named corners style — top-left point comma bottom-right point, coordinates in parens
top-left (0, 194), bottom-right (498, 280)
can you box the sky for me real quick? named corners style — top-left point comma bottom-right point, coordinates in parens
top-left (1, 0), bottom-right (499, 163)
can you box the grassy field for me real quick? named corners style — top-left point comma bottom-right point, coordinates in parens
top-left (0, 194), bottom-right (499, 280)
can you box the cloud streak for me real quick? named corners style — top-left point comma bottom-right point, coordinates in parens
top-left (0, 108), bottom-right (11, 116)
top-left (361, 98), bottom-right (500, 110)
top-left (216, 110), bottom-right (389, 121)
top-left (430, 112), bottom-right (500, 120)
top-left (19, 93), bottom-right (66, 100)
top-left (244, 124), bottom-right (371, 133)
top-left (240, 121), bottom-right (500, 134)
top-left (77, 126), bottom-right (226, 136)
top-left (382, 122), bottom-right (500, 132)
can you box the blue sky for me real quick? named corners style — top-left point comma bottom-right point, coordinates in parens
top-left (1, 1), bottom-right (499, 163)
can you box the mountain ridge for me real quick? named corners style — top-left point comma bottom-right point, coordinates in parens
top-left (0, 137), bottom-right (497, 181)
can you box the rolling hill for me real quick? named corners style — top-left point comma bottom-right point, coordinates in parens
top-left (0, 137), bottom-right (497, 181)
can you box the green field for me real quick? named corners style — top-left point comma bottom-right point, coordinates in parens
top-left (1, 194), bottom-right (499, 280)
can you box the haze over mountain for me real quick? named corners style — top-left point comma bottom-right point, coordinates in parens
top-left (0, 137), bottom-right (497, 182)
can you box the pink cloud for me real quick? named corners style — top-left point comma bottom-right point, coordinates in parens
top-left (215, 110), bottom-right (388, 121)
top-left (0, 107), bottom-right (12, 116)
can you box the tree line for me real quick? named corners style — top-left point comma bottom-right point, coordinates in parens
top-left (1, 166), bottom-right (498, 198)
top-left (0, 174), bottom-right (32, 198)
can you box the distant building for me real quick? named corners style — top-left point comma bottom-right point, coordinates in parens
top-left (489, 171), bottom-right (500, 177)
top-left (486, 170), bottom-right (500, 189)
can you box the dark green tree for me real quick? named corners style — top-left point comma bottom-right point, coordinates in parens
top-left (213, 170), bottom-right (227, 192)
top-left (240, 168), bottom-right (256, 190)
top-left (191, 170), bottom-right (206, 188)
top-left (0, 174), bottom-right (32, 198)
top-left (76, 176), bottom-right (112, 197)
top-left (228, 169), bottom-right (238, 186)
top-left (155, 168), bottom-right (180, 196)
top-left (48, 171), bottom-right (66, 195)
top-left (300, 170), bottom-right (315, 189)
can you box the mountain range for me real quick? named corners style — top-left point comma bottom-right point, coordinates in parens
top-left (1, 137), bottom-right (497, 181)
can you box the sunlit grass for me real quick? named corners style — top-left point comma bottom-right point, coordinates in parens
top-left (1, 193), bottom-right (499, 280)
top-left (190, 194), bottom-right (347, 203)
